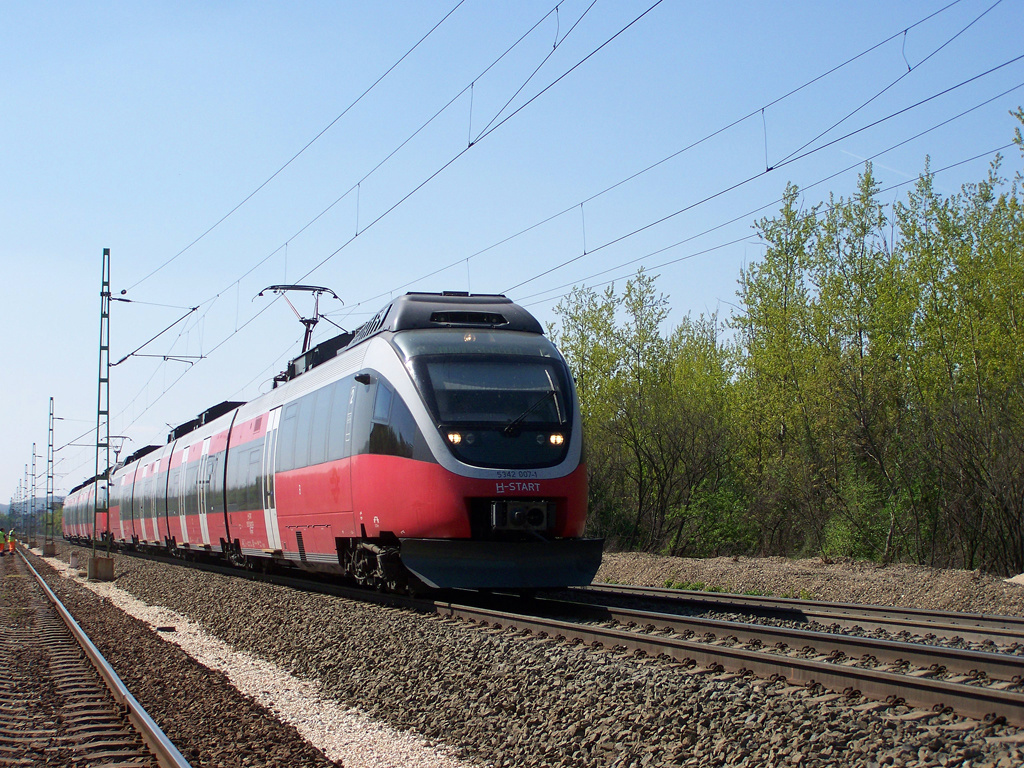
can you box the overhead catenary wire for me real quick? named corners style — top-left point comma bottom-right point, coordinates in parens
top-left (518, 141), bottom-right (1019, 311)
top-left (124, 0), bottom-right (468, 294)
top-left (341, 0), bottom-right (974, 314)
top-left (226, 8), bottom-right (1023, 328)
top-left (472, 0), bottom-right (600, 141)
top-left (502, 64), bottom-right (1024, 294)
top-left (115, 0), bottom-right (971, 365)
top-left (292, 0), bottom-right (666, 286)
top-left (775, 0), bottom-right (1003, 167)
top-left (66, 2), bottom-right (1019, 482)
top-left (165, 0), bottom-right (589, 358)
top-left (89, 0), bottom-right (658, 453)
top-left (187, 0), bottom-right (660, 339)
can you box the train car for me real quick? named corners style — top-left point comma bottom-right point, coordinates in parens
top-left (64, 292), bottom-right (603, 591)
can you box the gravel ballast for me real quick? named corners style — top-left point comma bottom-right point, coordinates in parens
top-left (30, 551), bottom-right (344, 768)
top-left (40, 545), bottom-right (1024, 768)
top-left (42, 555), bottom-right (474, 768)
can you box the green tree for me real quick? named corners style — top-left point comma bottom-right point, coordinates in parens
top-left (733, 183), bottom-right (822, 554)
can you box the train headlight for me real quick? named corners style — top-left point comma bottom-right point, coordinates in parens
top-left (549, 433), bottom-right (565, 446)
top-left (447, 432), bottom-right (462, 445)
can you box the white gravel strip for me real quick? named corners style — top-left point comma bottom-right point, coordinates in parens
top-left (41, 553), bottom-right (481, 768)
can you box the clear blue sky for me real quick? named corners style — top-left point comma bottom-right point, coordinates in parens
top-left (3, 0), bottom-right (1023, 503)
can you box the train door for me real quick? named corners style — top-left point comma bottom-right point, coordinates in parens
top-left (139, 463), bottom-right (151, 542)
top-left (197, 437), bottom-right (213, 545)
top-left (177, 446), bottom-right (190, 545)
top-left (341, 381), bottom-right (357, 535)
top-left (262, 407), bottom-right (283, 551)
top-left (127, 463), bottom-right (141, 543)
top-left (118, 474), bottom-right (131, 541)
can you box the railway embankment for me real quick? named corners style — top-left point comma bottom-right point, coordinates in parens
top-left (27, 548), bottom-right (345, 768)
top-left (32, 544), bottom-right (1024, 768)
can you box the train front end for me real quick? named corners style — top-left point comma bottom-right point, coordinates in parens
top-left (355, 293), bottom-right (602, 590)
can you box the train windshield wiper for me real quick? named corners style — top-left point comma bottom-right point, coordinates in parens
top-left (504, 390), bottom-right (559, 436)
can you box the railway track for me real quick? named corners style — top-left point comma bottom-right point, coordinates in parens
top-left (1, 547), bottom-right (191, 768)
top-left (47, 544), bottom-right (1024, 730)
top-left (435, 591), bottom-right (1024, 727)
top-left (578, 582), bottom-right (1024, 645)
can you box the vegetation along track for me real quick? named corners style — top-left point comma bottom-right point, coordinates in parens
top-left (0, 548), bottom-right (191, 768)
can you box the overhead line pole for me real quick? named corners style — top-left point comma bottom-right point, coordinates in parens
top-left (45, 397), bottom-right (56, 556)
top-left (91, 248), bottom-right (114, 580)
top-left (30, 443), bottom-right (37, 547)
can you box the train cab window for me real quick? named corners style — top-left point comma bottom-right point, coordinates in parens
top-left (373, 382), bottom-right (394, 423)
top-left (394, 329), bottom-right (573, 468)
top-left (351, 376), bottom-right (375, 456)
top-left (327, 377), bottom-right (354, 461)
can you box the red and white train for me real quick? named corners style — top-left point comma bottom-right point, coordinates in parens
top-left (63, 292), bottom-right (602, 591)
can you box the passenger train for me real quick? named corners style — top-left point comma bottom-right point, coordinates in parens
top-left (63, 292), bottom-right (602, 591)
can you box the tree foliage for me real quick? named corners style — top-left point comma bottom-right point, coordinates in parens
top-left (550, 112), bottom-right (1024, 574)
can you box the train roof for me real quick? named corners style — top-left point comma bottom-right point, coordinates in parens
top-left (87, 292), bottom-right (543, 479)
top-left (167, 400), bottom-right (246, 443)
top-left (276, 291), bottom-right (543, 385)
top-left (68, 467), bottom-right (111, 495)
top-left (352, 291), bottom-right (544, 341)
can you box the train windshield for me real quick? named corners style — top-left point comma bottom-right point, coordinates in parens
top-left (392, 330), bottom-right (573, 468)
top-left (422, 359), bottom-right (567, 425)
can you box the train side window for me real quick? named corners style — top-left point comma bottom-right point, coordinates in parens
top-left (351, 376), bottom-right (376, 456)
top-left (308, 386), bottom-right (332, 466)
top-left (182, 460), bottom-right (201, 518)
top-left (226, 448), bottom-right (242, 512)
top-left (166, 465), bottom-right (181, 516)
top-left (226, 438), bottom-right (263, 512)
top-left (327, 377), bottom-right (354, 461)
top-left (245, 447), bottom-right (262, 510)
top-left (293, 394), bottom-right (315, 469)
top-left (277, 402), bottom-right (300, 472)
top-left (205, 454), bottom-right (221, 514)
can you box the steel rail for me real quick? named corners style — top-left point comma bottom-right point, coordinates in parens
top-left (533, 596), bottom-right (1024, 682)
top-left (18, 548), bottom-right (194, 768)
top-left (579, 583), bottom-right (1024, 645)
top-left (432, 600), bottom-right (1024, 727)
top-left (49, 544), bottom-right (1024, 725)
